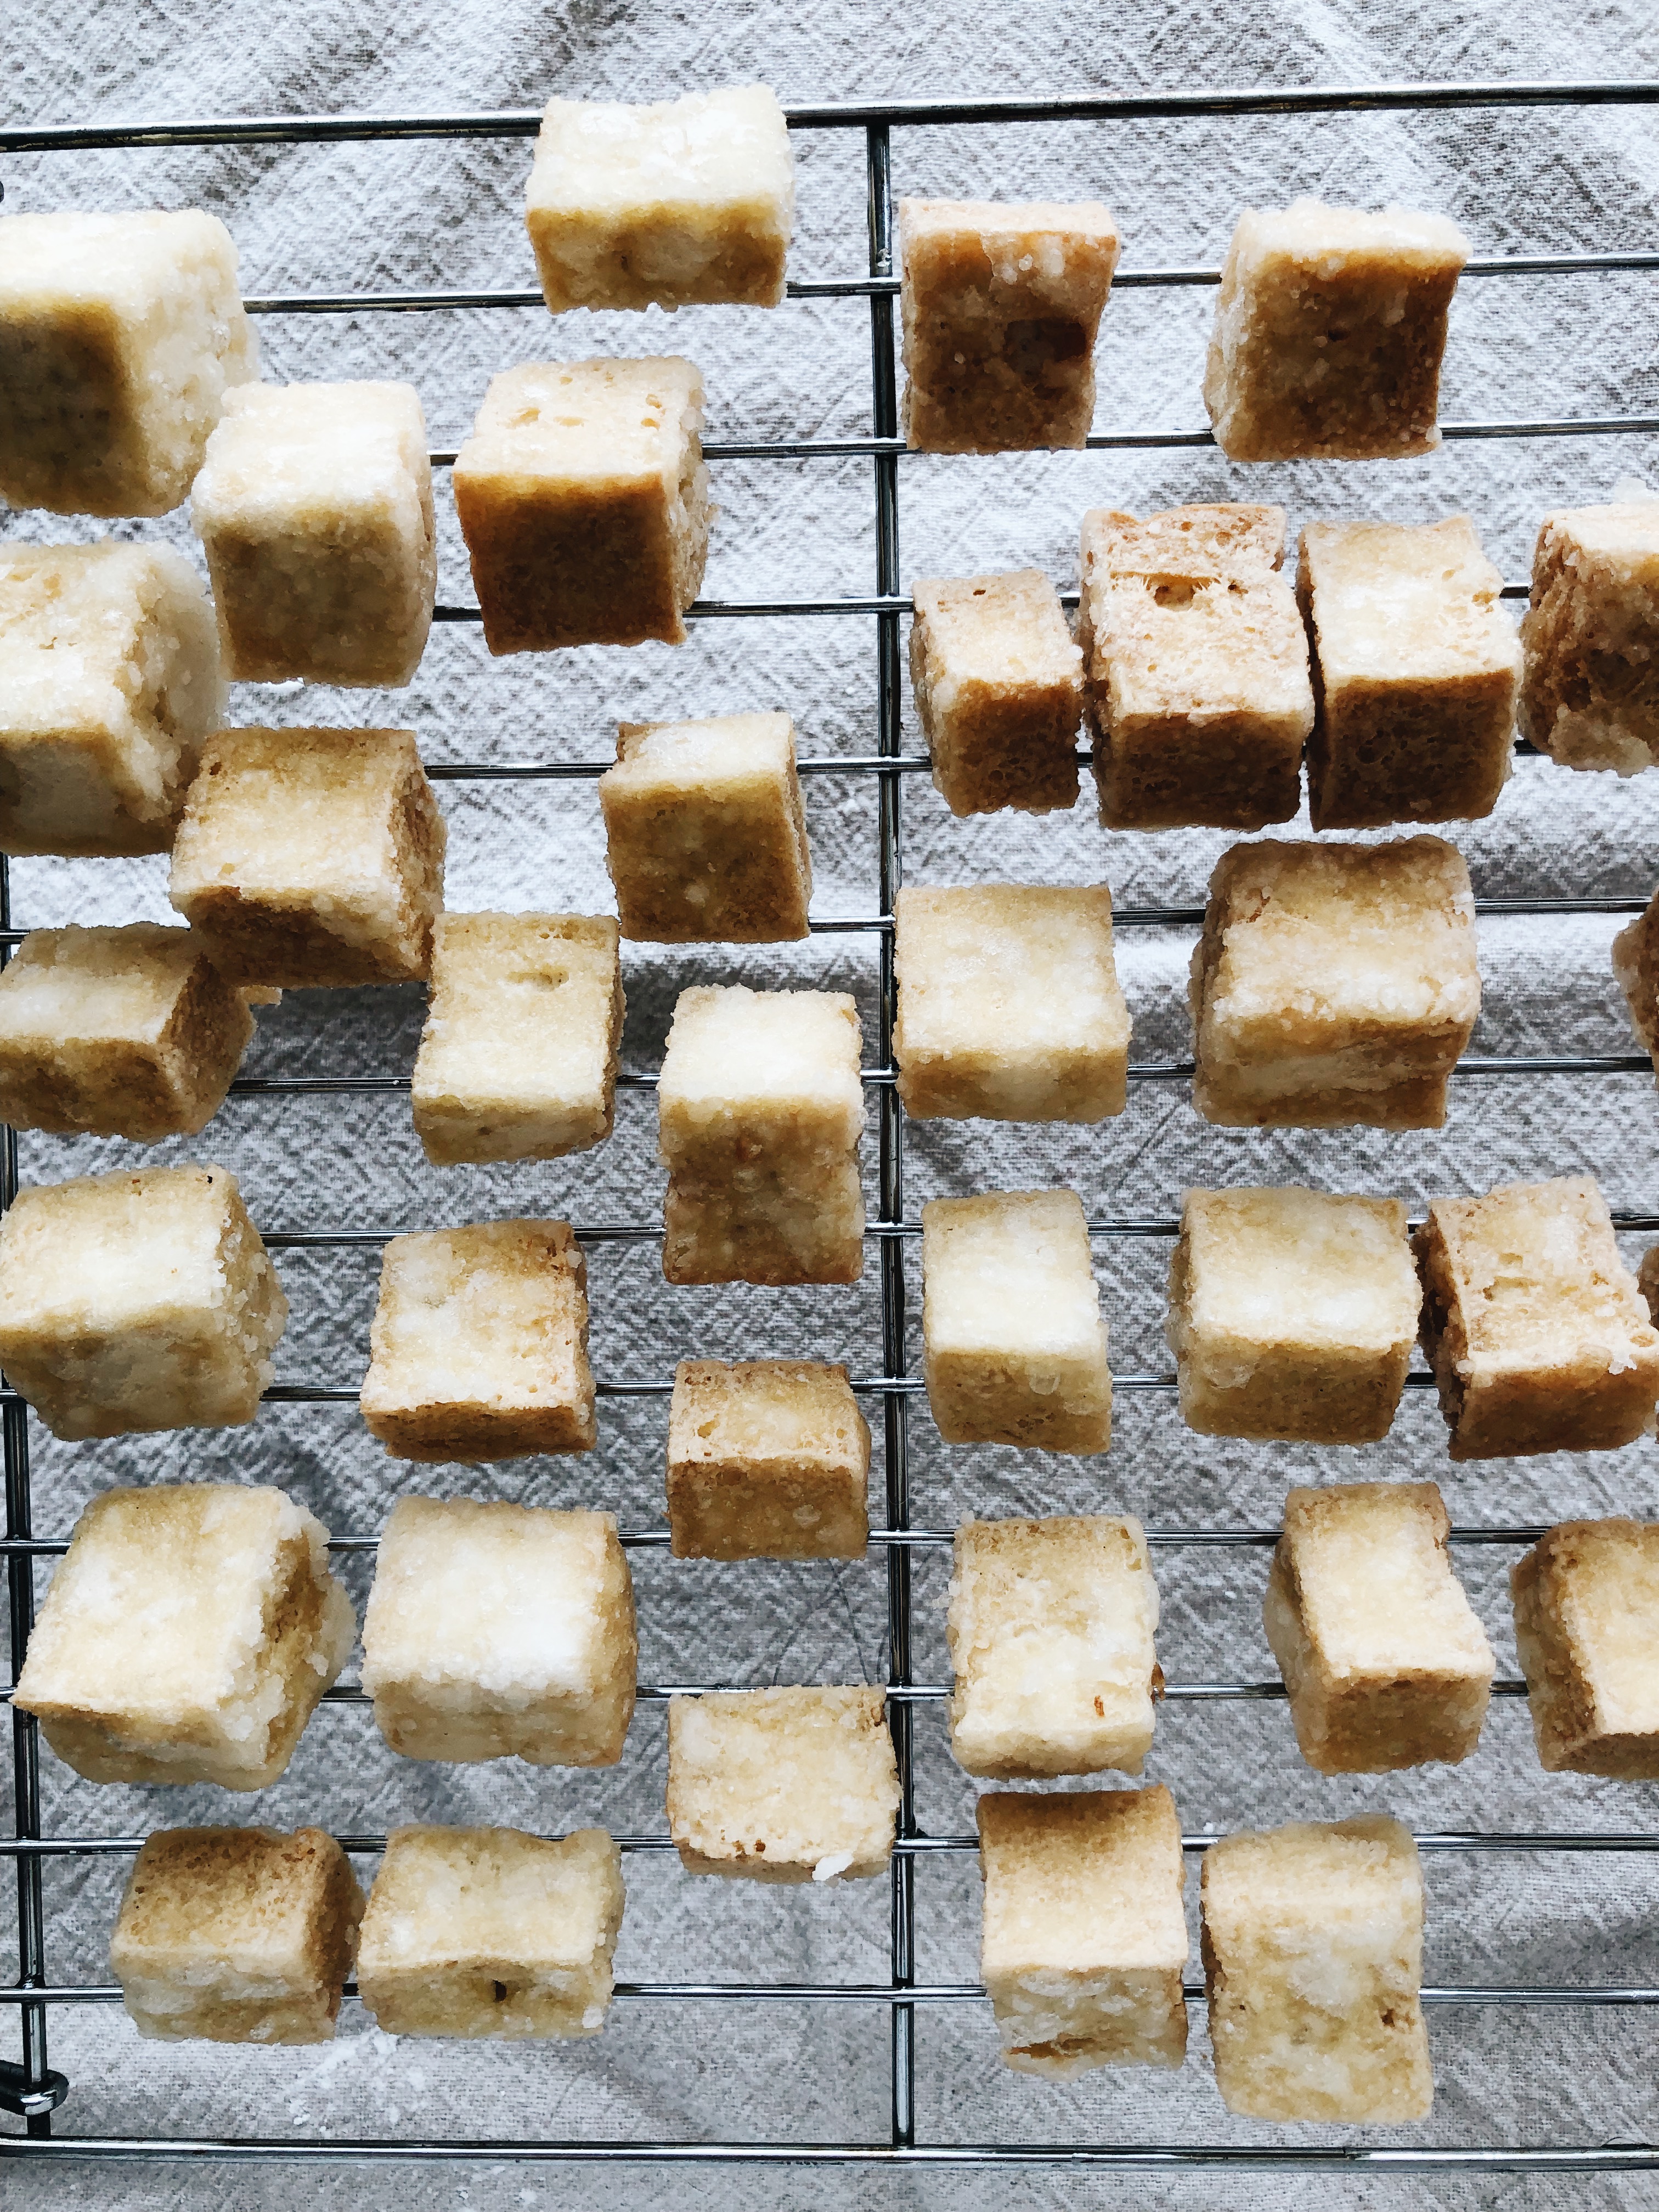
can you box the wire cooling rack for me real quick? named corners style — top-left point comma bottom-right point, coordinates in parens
top-left (7, 74), bottom-right (1659, 2180)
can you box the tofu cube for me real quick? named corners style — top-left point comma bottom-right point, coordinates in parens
top-left (1615, 888), bottom-right (1659, 1074)
top-left (1521, 504), bottom-right (1659, 774)
top-left (1190, 835), bottom-right (1480, 1130)
top-left (1265, 1482), bottom-right (1496, 1773)
top-left (1077, 504), bottom-right (1313, 832)
top-left (1201, 1816), bottom-right (1433, 2122)
top-left (1415, 1176), bottom-right (1659, 1459)
top-left (1512, 1520), bottom-right (1659, 1778)
top-left (898, 201), bottom-right (1120, 452)
top-left (168, 726), bottom-right (447, 988)
top-left (453, 358), bottom-right (710, 654)
top-left (894, 884), bottom-right (1127, 1122)
top-left (1300, 517), bottom-right (1521, 830)
top-left (600, 712), bottom-right (811, 942)
top-left (977, 1786), bottom-right (1188, 2076)
top-left (0, 542), bottom-right (224, 857)
top-left (13, 1482), bottom-right (353, 1789)
top-left (1166, 1186), bottom-right (1420, 1444)
top-left (0, 210), bottom-right (258, 517)
top-left (667, 1358), bottom-right (870, 1560)
top-left (946, 1515), bottom-right (1159, 1778)
top-left (907, 571), bottom-right (1083, 817)
top-left (110, 1826), bottom-right (364, 2044)
top-left (1203, 201), bottom-right (1469, 461)
top-left (0, 1164), bottom-right (287, 1440)
top-left (922, 1189), bottom-right (1110, 1451)
top-left (357, 1825), bottom-right (624, 2039)
top-left (665, 1686), bottom-right (899, 1882)
top-left (360, 1220), bottom-right (596, 1462)
top-left (360, 1497), bottom-right (636, 1766)
top-left (0, 923), bottom-right (256, 1141)
top-left (526, 85), bottom-right (793, 312)
top-left (411, 913), bottom-right (622, 1165)
top-left (658, 984), bottom-right (865, 1286)
top-left (191, 380), bottom-right (435, 687)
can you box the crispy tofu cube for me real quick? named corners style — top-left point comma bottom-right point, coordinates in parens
top-left (977, 1786), bottom-right (1187, 2076)
top-left (600, 712), bottom-right (811, 942)
top-left (907, 571), bottom-right (1083, 816)
top-left (0, 1163), bottom-right (286, 1440)
top-left (898, 201), bottom-right (1120, 452)
top-left (13, 1482), bottom-right (353, 1789)
top-left (1265, 1482), bottom-right (1495, 1774)
top-left (1615, 888), bottom-right (1659, 1075)
top-left (526, 85), bottom-right (793, 312)
top-left (665, 1686), bottom-right (899, 1882)
top-left (0, 923), bottom-right (256, 1141)
top-left (922, 1189), bottom-right (1110, 1451)
top-left (1190, 836), bottom-right (1480, 1130)
top-left (1201, 1815), bottom-right (1433, 2122)
top-left (1415, 1176), bottom-right (1659, 1460)
top-left (411, 913), bottom-right (622, 1165)
top-left (667, 1358), bottom-right (870, 1560)
top-left (360, 1220), bottom-right (595, 1463)
top-left (1203, 201), bottom-right (1469, 461)
top-left (1512, 1520), bottom-right (1659, 1778)
top-left (453, 358), bottom-right (710, 653)
top-left (168, 726), bottom-right (446, 989)
top-left (360, 1497), bottom-right (636, 1766)
top-left (658, 984), bottom-right (865, 1286)
top-left (191, 380), bottom-right (435, 687)
top-left (1521, 504), bottom-right (1659, 774)
top-left (1167, 1186), bottom-right (1420, 1444)
top-left (1300, 517), bottom-right (1520, 829)
top-left (357, 1825), bottom-right (624, 2039)
top-left (1077, 504), bottom-right (1313, 832)
top-left (0, 542), bottom-right (224, 857)
top-left (110, 1826), bottom-right (364, 2045)
top-left (947, 1516), bottom-right (1159, 1778)
top-left (0, 210), bottom-right (258, 517)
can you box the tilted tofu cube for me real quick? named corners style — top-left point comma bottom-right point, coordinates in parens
top-left (1201, 1816), bottom-right (1434, 2122)
top-left (1415, 1176), bottom-right (1659, 1459)
top-left (526, 84), bottom-right (794, 312)
top-left (191, 380), bottom-right (435, 687)
top-left (947, 1516), bottom-right (1159, 1777)
top-left (978, 1786), bottom-right (1188, 2076)
top-left (665, 1686), bottom-right (899, 1882)
top-left (1512, 1520), bottom-right (1659, 1778)
top-left (667, 1358), bottom-right (870, 1560)
top-left (110, 1826), bottom-right (364, 2044)
top-left (0, 542), bottom-right (224, 857)
top-left (1265, 1482), bottom-right (1495, 1773)
top-left (922, 1189), bottom-right (1110, 1451)
top-left (908, 571), bottom-right (1082, 817)
top-left (360, 1219), bottom-right (596, 1462)
top-left (0, 210), bottom-right (258, 517)
top-left (1521, 504), bottom-right (1659, 774)
top-left (0, 1163), bottom-right (287, 1440)
top-left (410, 913), bottom-right (622, 1166)
top-left (168, 726), bottom-right (447, 988)
top-left (357, 1825), bottom-right (624, 2039)
top-left (13, 1482), bottom-right (353, 1789)
top-left (453, 358), bottom-right (710, 653)
top-left (1166, 1186), bottom-right (1420, 1444)
top-left (1204, 201), bottom-right (1469, 461)
top-left (1190, 836), bottom-right (1480, 1130)
top-left (359, 1497), bottom-right (636, 1766)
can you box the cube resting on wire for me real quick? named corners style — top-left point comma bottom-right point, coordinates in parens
top-left (1511, 1520), bottom-right (1659, 1778)
top-left (907, 571), bottom-right (1083, 817)
top-left (666, 1359), bottom-right (870, 1560)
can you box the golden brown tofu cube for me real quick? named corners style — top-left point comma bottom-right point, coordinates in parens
top-left (908, 571), bottom-right (1082, 816)
top-left (667, 1359), bottom-right (870, 1560)
top-left (1615, 888), bottom-right (1659, 1076)
top-left (1190, 835), bottom-right (1480, 1130)
top-left (1415, 1176), bottom-right (1659, 1460)
top-left (1512, 1520), bottom-right (1659, 1778)
top-left (1204, 201), bottom-right (1469, 461)
top-left (453, 358), bottom-right (710, 653)
top-left (898, 200), bottom-right (1119, 452)
top-left (1521, 504), bottom-right (1659, 774)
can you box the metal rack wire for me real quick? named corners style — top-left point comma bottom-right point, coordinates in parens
top-left (5, 73), bottom-right (1659, 2177)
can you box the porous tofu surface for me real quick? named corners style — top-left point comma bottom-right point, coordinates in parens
top-left (1177, 1187), bottom-right (1419, 1355)
top-left (1521, 504), bottom-right (1659, 774)
top-left (667, 1359), bottom-right (870, 1560)
top-left (1512, 1520), bottom-right (1659, 1775)
top-left (1080, 504), bottom-right (1286, 592)
top-left (1275, 1483), bottom-right (1494, 1681)
top-left (908, 572), bottom-right (1083, 815)
top-left (659, 984), bottom-right (864, 1141)
top-left (1087, 573), bottom-right (1313, 732)
top-left (667, 1686), bottom-right (899, 1881)
top-left (458, 357), bottom-right (705, 500)
top-left (1301, 517), bottom-right (1518, 687)
top-left (911, 572), bottom-right (1084, 698)
top-left (947, 1516), bottom-right (1160, 1778)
